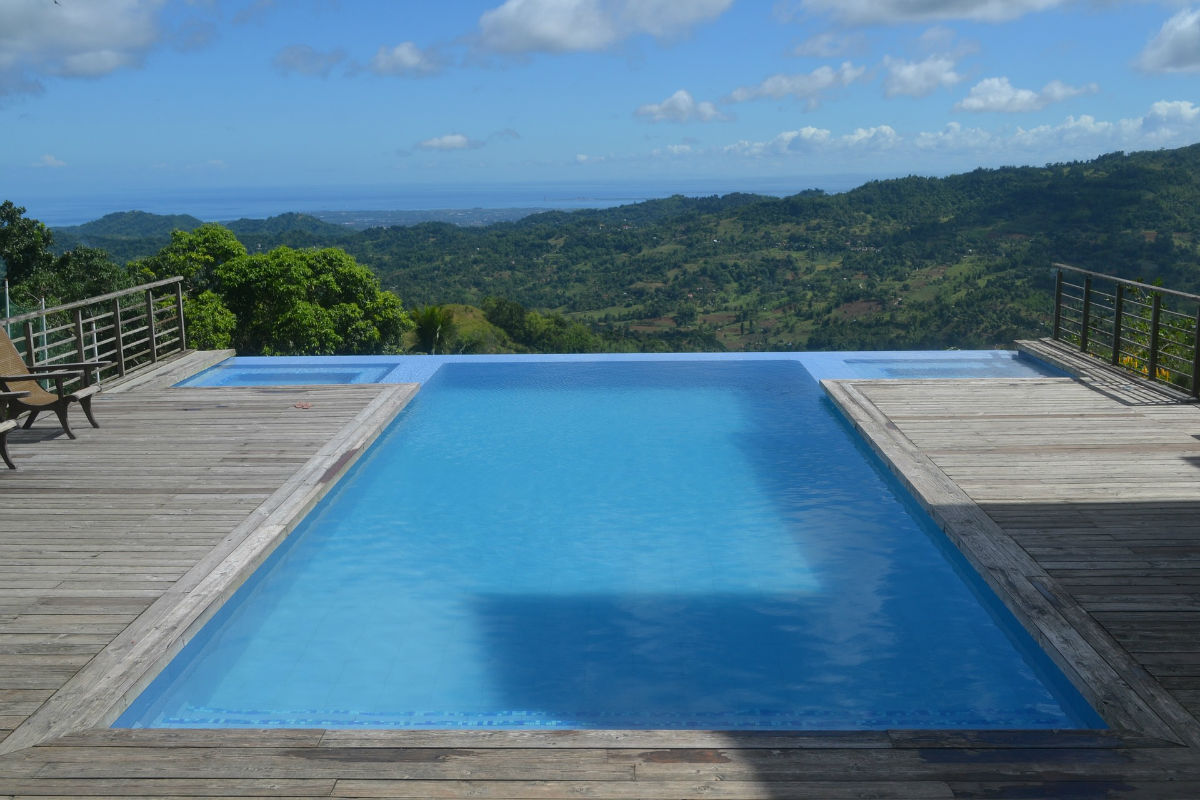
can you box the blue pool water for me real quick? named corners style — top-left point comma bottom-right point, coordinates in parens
top-left (121, 356), bottom-right (1098, 730)
top-left (177, 349), bottom-right (1067, 387)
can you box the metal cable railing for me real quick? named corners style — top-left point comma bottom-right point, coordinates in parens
top-left (1052, 263), bottom-right (1200, 397)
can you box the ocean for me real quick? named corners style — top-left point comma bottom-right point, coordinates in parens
top-left (19, 175), bottom-right (873, 227)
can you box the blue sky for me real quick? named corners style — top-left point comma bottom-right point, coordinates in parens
top-left (3, 0), bottom-right (1200, 214)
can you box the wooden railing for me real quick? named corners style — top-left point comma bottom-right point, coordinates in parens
top-left (1052, 263), bottom-right (1200, 397)
top-left (2, 277), bottom-right (187, 389)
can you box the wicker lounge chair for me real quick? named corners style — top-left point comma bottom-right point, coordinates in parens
top-left (0, 328), bottom-right (108, 439)
top-left (0, 418), bottom-right (15, 469)
top-left (0, 391), bottom-right (29, 468)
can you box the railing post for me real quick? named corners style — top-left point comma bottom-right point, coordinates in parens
top-left (145, 289), bottom-right (158, 363)
top-left (174, 280), bottom-right (187, 352)
top-left (1080, 276), bottom-right (1092, 352)
top-left (1111, 284), bottom-right (1124, 365)
top-left (1148, 293), bottom-right (1162, 383)
top-left (112, 298), bottom-right (126, 377)
top-left (1191, 305), bottom-right (1200, 399)
top-left (1052, 270), bottom-right (1063, 339)
top-left (72, 308), bottom-right (86, 362)
top-left (22, 321), bottom-right (35, 367)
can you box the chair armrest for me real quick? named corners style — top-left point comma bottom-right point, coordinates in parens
top-left (0, 370), bottom-right (82, 381)
top-left (27, 362), bottom-right (110, 371)
top-left (28, 361), bottom-right (109, 386)
top-left (29, 360), bottom-right (111, 369)
top-left (0, 391), bottom-right (30, 398)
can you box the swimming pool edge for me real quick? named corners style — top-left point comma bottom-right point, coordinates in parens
top-left (822, 377), bottom-right (1200, 748)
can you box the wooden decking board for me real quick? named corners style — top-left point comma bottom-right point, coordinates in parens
top-left (3, 350), bottom-right (1200, 797)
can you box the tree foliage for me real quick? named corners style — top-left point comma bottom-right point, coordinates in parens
top-left (215, 245), bottom-right (410, 355)
top-left (184, 290), bottom-right (238, 350)
top-left (1, 201), bottom-right (56, 286)
top-left (411, 305), bottom-right (457, 354)
top-left (2, 201), bottom-right (133, 308)
top-left (131, 223), bottom-right (248, 294)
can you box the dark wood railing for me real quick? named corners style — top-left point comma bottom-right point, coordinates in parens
top-left (1052, 263), bottom-right (1200, 398)
top-left (2, 277), bottom-right (187, 390)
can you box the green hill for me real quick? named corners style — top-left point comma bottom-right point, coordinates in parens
top-left (52, 210), bottom-right (205, 263)
top-left (41, 142), bottom-right (1200, 353)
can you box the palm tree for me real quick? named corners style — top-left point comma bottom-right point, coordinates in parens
top-left (411, 305), bottom-right (456, 354)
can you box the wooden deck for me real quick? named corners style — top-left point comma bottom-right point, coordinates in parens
top-left (2, 346), bottom-right (1200, 798)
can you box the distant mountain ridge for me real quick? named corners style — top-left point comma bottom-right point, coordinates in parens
top-left (39, 142), bottom-right (1200, 352)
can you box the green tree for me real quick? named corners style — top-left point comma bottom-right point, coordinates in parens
top-left (482, 297), bottom-right (530, 341)
top-left (411, 305), bottom-right (457, 354)
top-left (184, 290), bottom-right (237, 349)
top-left (13, 246), bottom-right (133, 306)
top-left (131, 223), bottom-right (247, 294)
top-left (215, 245), bottom-right (410, 355)
top-left (0, 201), bottom-right (55, 285)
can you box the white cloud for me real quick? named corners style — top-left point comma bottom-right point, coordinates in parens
top-left (575, 153), bottom-right (606, 163)
top-left (800, 0), bottom-right (1064, 25)
top-left (841, 125), bottom-right (900, 147)
top-left (1012, 114), bottom-right (1115, 148)
top-left (621, 0), bottom-right (733, 37)
top-left (477, 0), bottom-right (732, 54)
top-left (635, 89), bottom-right (729, 122)
top-left (883, 55), bottom-right (962, 98)
top-left (652, 143), bottom-right (695, 156)
top-left (724, 127), bottom-right (832, 156)
top-left (1138, 99), bottom-right (1200, 140)
top-left (272, 44), bottom-right (346, 77)
top-left (913, 121), bottom-right (993, 150)
top-left (723, 124), bottom-right (902, 159)
top-left (791, 32), bottom-right (863, 58)
top-left (0, 0), bottom-right (164, 95)
top-left (417, 133), bottom-right (482, 150)
top-left (911, 100), bottom-right (1200, 161)
top-left (32, 153), bottom-right (66, 168)
top-left (1137, 8), bottom-right (1200, 73)
top-left (368, 42), bottom-right (440, 76)
top-left (726, 62), bottom-right (866, 106)
top-left (955, 76), bottom-right (1097, 112)
top-left (714, 100), bottom-right (1200, 169)
top-left (1147, 99), bottom-right (1200, 124)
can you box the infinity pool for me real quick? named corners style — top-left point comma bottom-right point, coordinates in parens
top-left (119, 354), bottom-right (1097, 730)
top-left (176, 349), bottom-right (1067, 387)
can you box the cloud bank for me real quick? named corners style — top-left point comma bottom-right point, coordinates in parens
top-left (477, 0), bottom-right (732, 54)
top-left (726, 62), bottom-right (866, 106)
top-left (0, 0), bottom-right (164, 96)
top-left (955, 77), bottom-right (1098, 112)
top-left (799, 0), bottom-right (1066, 25)
top-left (1137, 8), bottom-right (1200, 73)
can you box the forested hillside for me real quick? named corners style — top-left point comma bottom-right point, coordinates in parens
top-left (341, 144), bottom-right (1200, 350)
top-left (29, 142), bottom-right (1200, 353)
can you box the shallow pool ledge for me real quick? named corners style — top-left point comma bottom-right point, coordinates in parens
top-left (0, 381), bottom-right (420, 755)
top-left (822, 377), bottom-right (1200, 748)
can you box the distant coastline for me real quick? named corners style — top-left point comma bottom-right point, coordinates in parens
top-left (19, 175), bottom-right (874, 227)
